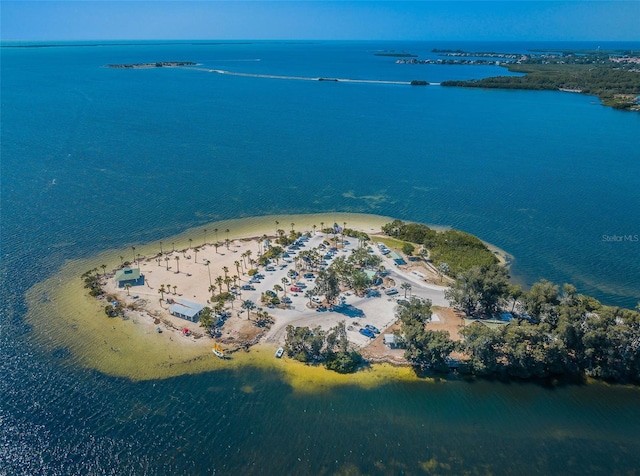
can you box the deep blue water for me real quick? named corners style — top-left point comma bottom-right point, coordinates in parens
top-left (1, 41), bottom-right (640, 474)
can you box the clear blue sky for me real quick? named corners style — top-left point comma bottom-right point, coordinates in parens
top-left (2, 1), bottom-right (639, 42)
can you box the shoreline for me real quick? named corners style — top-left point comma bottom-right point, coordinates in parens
top-left (24, 212), bottom-right (511, 386)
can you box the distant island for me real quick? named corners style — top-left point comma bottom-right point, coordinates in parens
top-left (400, 48), bottom-right (640, 111)
top-left (106, 61), bottom-right (196, 69)
top-left (374, 52), bottom-right (418, 58)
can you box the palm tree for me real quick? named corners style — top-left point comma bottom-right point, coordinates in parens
top-left (159, 241), bottom-right (163, 254)
top-left (174, 255), bottom-right (180, 273)
top-left (214, 228), bottom-right (219, 243)
top-left (281, 277), bottom-right (289, 297)
top-left (291, 222), bottom-right (295, 232)
top-left (275, 220), bottom-right (279, 235)
top-left (241, 300), bottom-right (256, 320)
top-left (164, 256), bottom-right (170, 270)
top-left (312, 224), bottom-right (317, 235)
top-left (225, 238), bottom-right (230, 250)
top-left (208, 284), bottom-right (216, 299)
top-left (273, 284), bottom-right (283, 297)
top-left (214, 301), bottom-right (225, 315)
top-left (194, 248), bottom-right (198, 263)
top-left (205, 260), bottom-right (211, 286)
top-left (188, 238), bottom-right (193, 250)
top-left (203, 229), bottom-right (208, 246)
top-left (158, 284), bottom-right (166, 301)
top-left (171, 242), bottom-right (175, 252)
top-left (131, 246), bottom-right (136, 264)
top-left (124, 283), bottom-right (131, 296)
top-left (222, 266), bottom-right (229, 278)
top-left (304, 288), bottom-right (316, 306)
top-left (401, 282), bottom-right (412, 298)
top-left (320, 221), bottom-right (324, 233)
top-left (214, 242), bottom-right (220, 254)
top-left (173, 285), bottom-right (177, 295)
top-left (234, 260), bottom-right (241, 276)
top-left (215, 276), bottom-right (224, 295)
top-left (225, 229), bottom-right (230, 244)
top-left (101, 264), bottom-right (107, 276)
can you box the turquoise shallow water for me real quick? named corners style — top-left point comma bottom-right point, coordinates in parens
top-left (1, 41), bottom-right (640, 474)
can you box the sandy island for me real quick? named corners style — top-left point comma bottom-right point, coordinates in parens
top-left (25, 213), bottom-right (510, 388)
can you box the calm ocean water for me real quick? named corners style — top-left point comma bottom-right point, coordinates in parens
top-left (1, 41), bottom-right (639, 474)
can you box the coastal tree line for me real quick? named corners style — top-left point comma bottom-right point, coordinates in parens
top-left (442, 65), bottom-right (640, 110)
top-left (284, 321), bottom-right (363, 373)
top-left (381, 220), bottom-right (640, 383)
top-left (381, 219), bottom-right (499, 275)
top-left (394, 279), bottom-right (640, 384)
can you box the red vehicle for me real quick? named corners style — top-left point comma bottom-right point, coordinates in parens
top-left (290, 286), bottom-right (302, 293)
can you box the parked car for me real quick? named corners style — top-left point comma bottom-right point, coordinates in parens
top-left (365, 324), bottom-right (380, 334)
top-left (359, 328), bottom-right (375, 338)
top-left (385, 288), bottom-right (399, 296)
top-left (290, 286), bottom-right (302, 293)
top-left (241, 285), bottom-right (255, 291)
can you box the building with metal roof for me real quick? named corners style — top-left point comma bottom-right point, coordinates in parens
top-left (169, 298), bottom-right (206, 322)
top-left (384, 334), bottom-right (398, 349)
top-left (388, 251), bottom-right (406, 265)
top-left (114, 267), bottom-right (144, 288)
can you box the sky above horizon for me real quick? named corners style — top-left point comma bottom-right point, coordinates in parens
top-left (2, 1), bottom-right (639, 42)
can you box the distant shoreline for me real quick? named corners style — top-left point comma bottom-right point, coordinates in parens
top-left (106, 61), bottom-right (195, 69)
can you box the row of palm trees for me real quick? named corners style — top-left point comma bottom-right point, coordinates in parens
top-left (202, 227), bottom-right (231, 247)
top-left (155, 255), bottom-right (182, 273)
top-left (157, 283), bottom-right (179, 300)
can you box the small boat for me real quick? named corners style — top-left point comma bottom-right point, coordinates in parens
top-left (212, 342), bottom-right (225, 358)
top-left (275, 347), bottom-right (284, 358)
